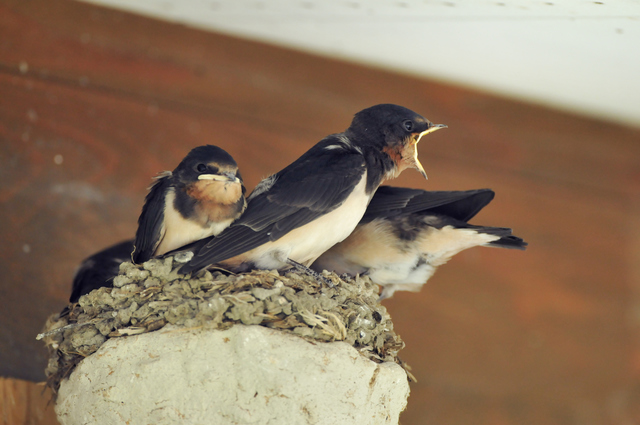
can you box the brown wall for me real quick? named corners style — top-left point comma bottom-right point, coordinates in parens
top-left (1, 0), bottom-right (640, 423)
top-left (0, 377), bottom-right (57, 425)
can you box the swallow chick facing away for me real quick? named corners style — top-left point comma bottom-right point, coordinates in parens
top-left (311, 186), bottom-right (527, 299)
top-left (179, 104), bottom-right (447, 277)
top-left (69, 239), bottom-right (134, 303)
top-left (69, 144), bottom-right (245, 302)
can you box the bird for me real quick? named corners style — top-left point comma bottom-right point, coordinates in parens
top-left (311, 186), bottom-right (527, 299)
top-left (69, 239), bottom-right (134, 303)
top-left (132, 144), bottom-right (246, 263)
top-left (179, 104), bottom-right (447, 276)
top-left (69, 144), bottom-right (246, 302)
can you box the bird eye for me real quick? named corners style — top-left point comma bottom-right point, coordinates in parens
top-left (403, 120), bottom-right (414, 132)
top-left (196, 164), bottom-right (207, 173)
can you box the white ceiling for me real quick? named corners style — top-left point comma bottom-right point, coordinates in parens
top-left (80, 0), bottom-right (640, 128)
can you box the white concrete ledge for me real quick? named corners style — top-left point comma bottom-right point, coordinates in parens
top-left (55, 324), bottom-right (410, 425)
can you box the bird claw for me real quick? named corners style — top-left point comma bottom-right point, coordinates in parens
top-left (318, 273), bottom-right (335, 288)
top-left (286, 259), bottom-right (335, 288)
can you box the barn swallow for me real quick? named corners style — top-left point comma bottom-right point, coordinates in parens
top-left (133, 144), bottom-right (246, 263)
top-left (69, 239), bottom-right (134, 302)
top-left (311, 186), bottom-right (527, 299)
top-left (179, 104), bottom-right (447, 276)
top-left (68, 145), bottom-right (245, 302)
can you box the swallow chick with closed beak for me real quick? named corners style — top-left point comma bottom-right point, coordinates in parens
top-left (179, 104), bottom-right (447, 279)
top-left (311, 186), bottom-right (527, 299)
top-left (133, 144), bottom-right (246, 263)
top-left (68, 145), bottom-right (245, 302)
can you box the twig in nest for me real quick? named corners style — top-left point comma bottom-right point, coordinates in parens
top-left (36, 321), bottom-right (92, 340)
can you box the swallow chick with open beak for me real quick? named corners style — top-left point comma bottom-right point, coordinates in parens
top-left (179, 104), bottom-right (447, 278)
top-left (68, 145), bottom-right (245, 302)
top-left (311, 186), bottom-right (527, 299)
top-left (133, 144), bottom-right (246, 263)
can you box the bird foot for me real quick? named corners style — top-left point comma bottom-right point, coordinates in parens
top-left (286, 259), bottom-right (335, 288)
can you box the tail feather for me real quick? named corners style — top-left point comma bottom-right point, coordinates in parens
top-left (488, 235), bottom-right (528, 250)
top-left (464, 224), bottom-right (528, 250)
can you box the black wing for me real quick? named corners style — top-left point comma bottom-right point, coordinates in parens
top-left (181, 137), bottom-right (366, 274)
top-left (70, 239), bottom-right (134, 302)
top-left (132, 173), bottom-right (172, 263)
top-left (362, 186), bottom-right (495, 224)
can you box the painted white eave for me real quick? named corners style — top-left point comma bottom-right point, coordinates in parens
top-left (79, 0), bottom-right (640, 128)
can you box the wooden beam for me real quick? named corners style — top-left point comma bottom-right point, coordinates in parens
top-left (0, 377), bottom-right (58, 425)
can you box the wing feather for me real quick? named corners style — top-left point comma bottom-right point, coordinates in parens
top-left (363, 186), bottom-right (495, 223)
top-left (132, 173), bottom-right (172, 263)
top-left (181, 138), bottom-right (366, 273)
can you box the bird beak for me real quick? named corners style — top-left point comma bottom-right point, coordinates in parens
top-left (412, 147), bottom-right (428, 180)
top-left (198, 172), bottom-right (241, 183)
top-left (416, 123), bottom-right (447, 143)
top-left (412, 124), bottom-right (447, 180)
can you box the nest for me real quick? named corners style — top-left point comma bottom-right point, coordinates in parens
top-left (41, 256), bottom-right (411, 396)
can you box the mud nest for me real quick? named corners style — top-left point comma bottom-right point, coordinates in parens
top-left (41, 256), bottom-right (410, 396)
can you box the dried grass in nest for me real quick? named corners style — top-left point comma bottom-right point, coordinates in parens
top-left (40, 256), bottom-right (412, 397)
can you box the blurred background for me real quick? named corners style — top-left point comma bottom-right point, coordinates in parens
top-left (1, 0), bottom-right (640, 423)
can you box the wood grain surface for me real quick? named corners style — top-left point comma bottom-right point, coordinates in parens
top-left (0, 377), bottom-right (57, 425)
top-left (1, 0), bottom-right (640, 424)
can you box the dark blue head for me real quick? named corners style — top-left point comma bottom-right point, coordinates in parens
top-left (347, 104), bottom-right (446, 179)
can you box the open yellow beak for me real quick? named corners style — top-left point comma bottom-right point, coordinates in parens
top-left (417, 123), bottom-right (447, 143)
top-left (413, 124), bottom-right (447, 180)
